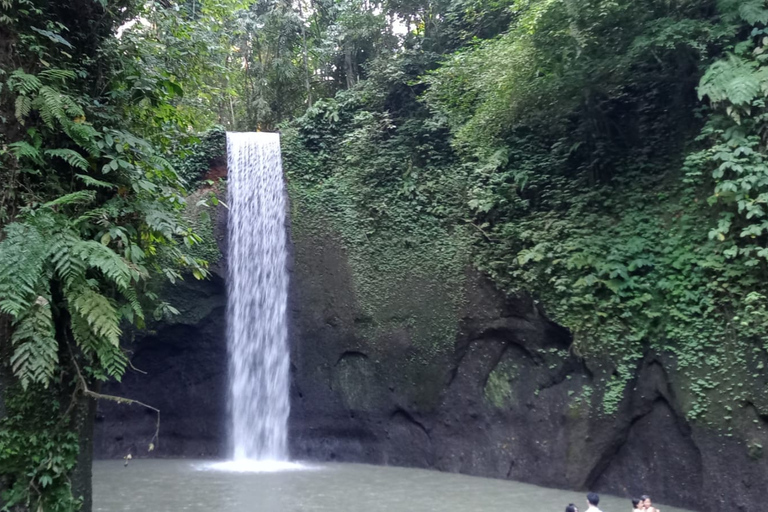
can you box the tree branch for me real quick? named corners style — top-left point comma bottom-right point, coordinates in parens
top-left (67, 342), bottom-right (160, 451)
top-left (464, 219), bottom-right (499, 241)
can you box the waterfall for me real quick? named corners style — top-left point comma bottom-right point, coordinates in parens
top-left (226, 132), bottom-right (290, 462)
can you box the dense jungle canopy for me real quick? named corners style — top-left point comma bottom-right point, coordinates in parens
top-left (2, 0), bottom-right (768, 510)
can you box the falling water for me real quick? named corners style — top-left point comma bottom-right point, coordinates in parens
top-left (226, 132), bottom-right (290, 463)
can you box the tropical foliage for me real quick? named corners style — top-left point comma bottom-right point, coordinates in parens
top-left (4, 0), bottom-right (768, 510)
top-left (0, 1), bottom-right (209, 509)
top-left (284, 0), bottom-right (768, 419)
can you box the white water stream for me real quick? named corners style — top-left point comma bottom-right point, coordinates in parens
top-left (225, 132), bottom-right (290, 464)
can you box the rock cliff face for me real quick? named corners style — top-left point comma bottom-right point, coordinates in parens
top-left (94, 274), bottom-right (228, 458)
top-left (285, 229), bottom-right (767, 512)
top-left (95, 165), bottom-right (768, 512)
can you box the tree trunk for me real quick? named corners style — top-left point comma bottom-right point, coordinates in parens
top-left (71, 393), bottom-right (96, 512)
top-left (297, 0), bottom-right (312, 107)
top-left (345, 43), bottom-right (355, 89)
top-left (0, 316), bottom-right (11, 508)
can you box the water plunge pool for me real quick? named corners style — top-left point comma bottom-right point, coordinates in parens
top-left (93, 460), bottom-right (693, 512)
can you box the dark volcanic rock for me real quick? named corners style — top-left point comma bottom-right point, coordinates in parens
top-left (94, 275), bottom-right (228, 459)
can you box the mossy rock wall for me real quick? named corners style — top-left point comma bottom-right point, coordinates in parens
top-left (284, 139), bottom-right (768, 512)
top-left (287, 212), bottom-right (768, 512)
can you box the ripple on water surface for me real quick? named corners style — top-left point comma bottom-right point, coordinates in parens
top-left (93, 460), bottom-right (695, 512)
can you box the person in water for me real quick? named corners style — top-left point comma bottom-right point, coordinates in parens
top-left (586, 492), bottom-right (602, 512)
top-left (565, 504), bottom-right (578, 512)
top-left (631, 498), bottom-right (643, 512)
top-left (641, 495), bottom-right (660, 512)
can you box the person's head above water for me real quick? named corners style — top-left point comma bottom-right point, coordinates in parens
top-left (587, 493), bottom-right (600, 506)
top-left (632, 498), bottom-right (641, 508)
top-left (565, 504), bottom-right (578, 512)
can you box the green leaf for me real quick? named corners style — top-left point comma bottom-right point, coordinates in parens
top-left (42, 190), bottom-right (96, 208)
top-left (74, 240), bottom-right (135, 289)
top-left (45, 148), bottom-right (88, 170)
top-left (71, 288), bottom-right (122, 347)
top-left (8, 141), bottom-right (42, 162)
top-left (75, 173), bottom-right (116, 189)
top-left (8, 70), bottom-right (42, 94)
top-left (739, 0), bottom-right (768, 25)
top-left (38, 68), bottom-right (77, 82)
top-left (15, 95), bottom-right (31, 121)
top-left (10, 297), bottom-right (58, 389)
top-left (30, 26), bottom-right (74, 49)
top-left (0, 223), bottom-right (48, 318)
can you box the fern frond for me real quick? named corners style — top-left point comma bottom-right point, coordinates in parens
top-left (740, 0), bottom-right (768, 25)
top-left (59, 93), bottom-right (84, 118)
top-left (15, 95), bottom-right (31, 122)
top-left (120, 285), bottom-right (145, 323)
top-left (70, 288), bottom-right (121, 347)
top-left (98, 344), bottom-right (128, 378)
top-left (0, 223), bottom-right (48, 318)
top-left (35, 85), bottom-right (66, 128)
top-left (10, 297), bottom-right (58, 389)
top-left (42, 190), bottom-right (96, 208)
top-left (147, 154), bottom-right (173, 172)
top-left (75, 174), bottom-right (116, 189)
top-left (37, 68), bottom-right (76, 83)
top-left (70, 310), bottom-right (99, 356)
top-left (46, 148), bottom-right (88, 171)
top-left (50, 231), bottom-right (87, 287)
top-left (8, 141), bottom-right (42, 163)
top-left (75, 240), bottom-right (135, 289)
top-left (73, 207), bottom-right (109, 227)
top-left (144, 210), bottom-right (180, 238)
top-left (62, 121), bottom-right (100, 155)
top-left (699, 55), bottom-right (761, 106)
top-left (728, 74), bottom-right (761, 105)
top-left (71, 311), bottom-right (127, 378)
top-left (8, 70), bottom-right (42, 94)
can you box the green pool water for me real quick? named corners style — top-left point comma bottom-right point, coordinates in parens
top-left (92, 460), bottom-right (695, 512)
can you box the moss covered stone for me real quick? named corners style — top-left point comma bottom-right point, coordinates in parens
top-left (484, 360), bottom-right (516, 408)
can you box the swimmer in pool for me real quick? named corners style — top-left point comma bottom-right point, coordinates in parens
top-left (641, 495), bottom-right (660, 512)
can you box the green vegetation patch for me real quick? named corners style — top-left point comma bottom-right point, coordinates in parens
top-left (484, 359), bottom-right (517, 408)
top-left (284, 116), bottom-right (469, 361)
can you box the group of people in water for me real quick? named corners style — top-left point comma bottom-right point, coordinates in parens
top-left (564, 492), bottom-right (661, 512)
